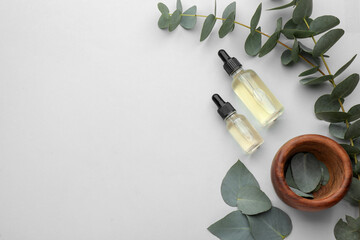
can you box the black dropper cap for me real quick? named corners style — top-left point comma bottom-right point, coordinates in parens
top-left (218, 49), bottom-right (242, 76)
top-left (212, 94), bottom-right (236, 120)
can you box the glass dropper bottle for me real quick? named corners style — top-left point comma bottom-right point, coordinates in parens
top-left (212, 94), bottom-right (264, 153)
top-left (218, 49), bottom-right (284, 126)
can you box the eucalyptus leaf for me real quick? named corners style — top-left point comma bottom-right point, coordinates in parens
top-left (344, 177), bottom-right (360, 205)
top-left (329, 122), bottom-right (347, 139)
top-left (276, 17), bottom-right (283, 32)
top-left (312, 29), bottom-right (344, 57)
top-left (221, 160), bottom-right (260, 207)
top-left (309, 15), bottom-right (340, 34)
top-left (345, 215), bottom-right (360, 230)
top-left (281, 50), bottom-right (293, 66)
top-left (208, 211), bottom-right (254, 240)
top-left (290, 187), bottom-right (314, 198)
top-left (281, 29), bottom-right (315, 39)
top-left (250, 3), bottom-right (262, 35)
top-left (318, 161), bottom-right (330, 185)
top-left (169, 10), bottom-right (182, 32)
top-left (340, 144), bottom-right (360, 155)
top-left (291, 153), bottom-right (322, 193)
top-left (247, 207), bottom-right (292, 240)
top-left (316, 112), bottom-right (350, 123)
top-left (291, 39), bottom-right (300, 62)
top-left (331, 73), bottom-right (360, 99)
top-left (181, 6), bottom-right (197, 30)
top-left (285, 166), bottom-right (297, 188)
top-left (334, 55), bottom-right (357, 78)
top-left (222, 1), bottom-right (236, 32)
top-left (176, 0), bottom-right (182, 12)
top-left (344, 120), bottom-right (360, 139)
top-left (334, 219), bottom-right (360, 240)
top-left (282, 18), bottom-right (314, 39)
top-left (158, 13), bottom-right (171, 29)
top-left (219, 12), bottom-right (235, 38)
top-left (300, 75), bottom-right (333, 85)
top-left (158, 2), bottom-right (169, 14)
top-left (236, 186), bottom-right (272, 215)
top-left (200, 14), bottom-right (216, 41)
top-left (293, 0), bottom-right (313, 24)
top-left (258, 32), bottom-right (280, 57)
top-left (268, 0), bottom-right (296, 11)
top-left (348, 104), bottom-right (360, 122)
top-left (314, 94), bottom-right (342, 113)
top-left (299, 66), bottom-right (319, 77)
top-left (245, 27), bottom-right (262, 56)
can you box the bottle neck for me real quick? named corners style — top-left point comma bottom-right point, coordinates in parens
top-left (224, 111), bottom-right (236, 121)
top-left (230, 68), bottom-right (243, 78)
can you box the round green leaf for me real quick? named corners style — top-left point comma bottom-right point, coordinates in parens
top-left (250, 3), bottom-right (262, 35)
top-left (200, 14), bottom-right (216, 41)
top-left (340, 144), bottom-right (360, 155)
top-left (158, 13), bottom-right (171, 29)
top-left (293, 0), bottom-right (313, 24)
top-left (219, 12), bottom-right (235, 38)
top-left (345, 178), bottom-right (360, 204)
top-left (236, 186), bottom-right (271, 215)
top-left (208, 211), bottom-right (254, 240)
top-left (291, 39), bottom-right (300, 62)
top-left (291, 153), bottom-right (322, 193)
top-left (176, 0), bottom-right (182, 12)
top-left (316, 112), bottom-right (350, 123)
top-left (334, 55), bottom-right (357, 78)
top-left (258, 32), bottom-right (280, 57)
top-left (348, 104), bottom-right (360, 122)
top-left (312, 29), bottom-right (344, 57)
top-left (276, 17), bottom-right (283, 33)
top-left (169, 10), bottom-right (182, 32)
top-left (300, 75), bottom-right (333, 85)
top-left (299, 66), bottom-right (319, 77)
top-left (345, 120), bottom-right (360, 139)
top-left (180, 6), bottom-right (197, 30)
top-left (331, 74), bottom-right (359, 99)
top-left (158, 2), bottom-right (169, 14)
top-left (247, 207), bottom-right (293, 240)
top-left (309, 15), bottom-right (340, 34)
top-left (221, 160), bottom-right (260, 207)
top-left (334, 219), bottom-right (360, 240)
top-left (222, 2), bottom-right (236, 21)
top-left (285, 166), bottom-right (297, 188)
top-left (289, 187), bottom-right (314, 198)
top-left (318, 160), bottom-right (330, 185)
top-left (281, 50), bottom-right (293, 66)
top-left (345, 215), bottom-right (360, 230)
top-left (282, 29), bottom-right (315, 39)
top-left (314, 94), bottom-right (342, 113)
top-left (329, 122), bottom-right (347, 139)
top-left (245, 27), bottom-right (262, 56)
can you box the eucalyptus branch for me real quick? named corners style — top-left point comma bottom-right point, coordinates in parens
top-left (157, 0), bottom-right (360, 239)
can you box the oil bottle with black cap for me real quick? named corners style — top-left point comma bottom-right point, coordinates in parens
top-left (212, 94), bottom-right (263, 153)
top-left (218, 49), bottom-right (284, 126)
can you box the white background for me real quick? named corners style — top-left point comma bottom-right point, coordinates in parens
top-left (0, 0), bottom-right (359, 239)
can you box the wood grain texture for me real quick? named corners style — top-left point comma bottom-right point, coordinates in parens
top-left (271, 134), bottom-right (352, 212)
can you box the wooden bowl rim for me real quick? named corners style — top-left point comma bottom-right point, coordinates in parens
top-left (272, 134), bottom-right (352, 210)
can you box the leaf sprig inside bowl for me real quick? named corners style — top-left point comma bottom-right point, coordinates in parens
top-left (285, 152), bottom-right (329, 198)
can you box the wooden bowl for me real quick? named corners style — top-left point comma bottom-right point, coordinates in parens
top-left (271, 134), bottom-right (352, 211)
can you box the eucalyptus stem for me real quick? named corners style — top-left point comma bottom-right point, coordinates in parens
top-left (303, 18), bottom-right (360, 215)
top-left (180, 13), bottom-right (324, 73)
